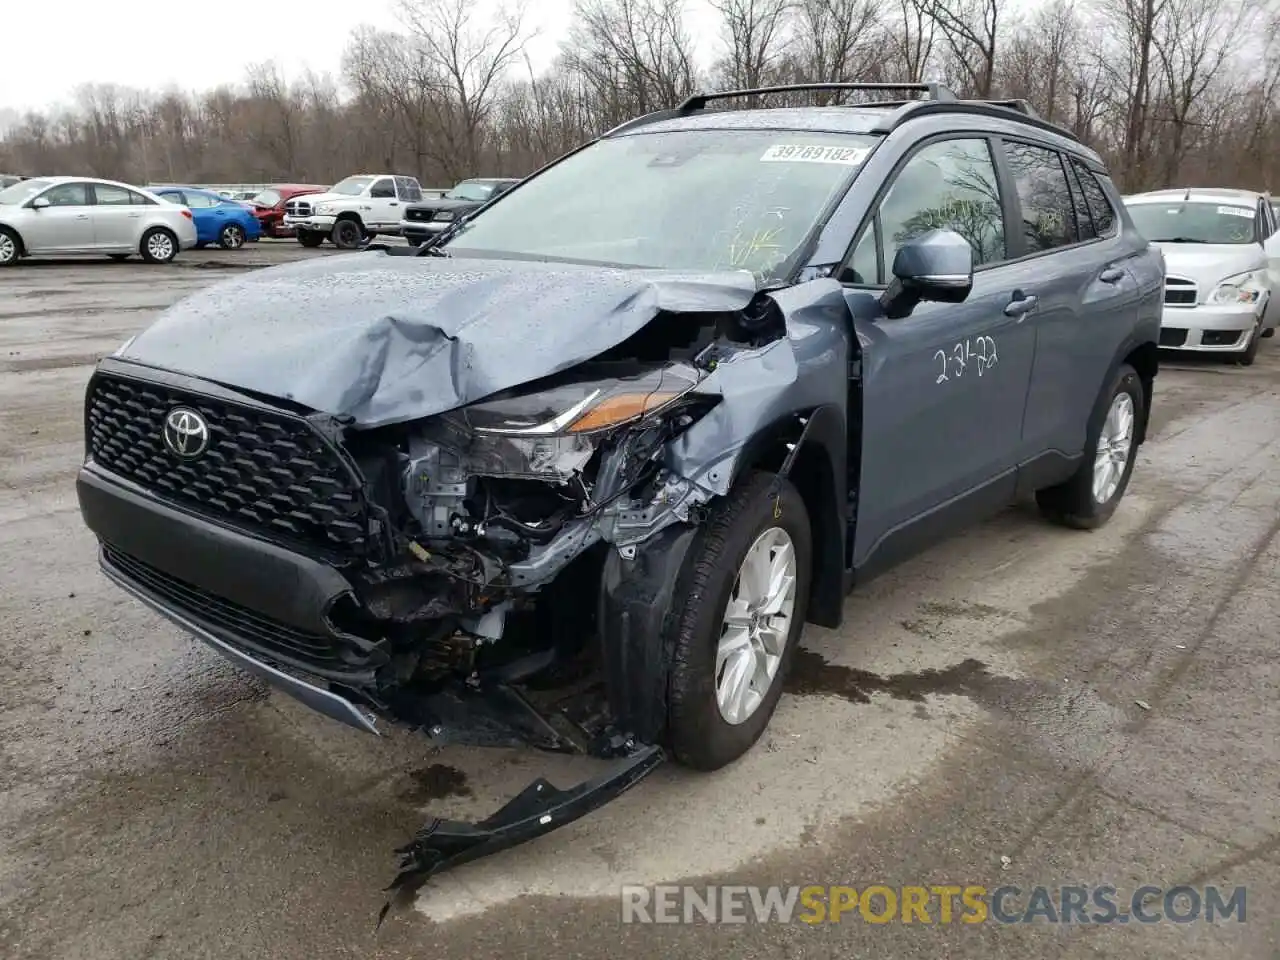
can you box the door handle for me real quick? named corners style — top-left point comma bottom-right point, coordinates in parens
top-left (389, 201), bottom-right (399, 206)
top-left (1100, 266), bottom-right (1125, 283)
top-left (1004, 292), bottom-right (1038, 318)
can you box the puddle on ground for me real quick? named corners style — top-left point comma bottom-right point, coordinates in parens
top-left (784, 648), bottom-right (1024, 706)
top-left (397, 764), bottom-right (473, 804)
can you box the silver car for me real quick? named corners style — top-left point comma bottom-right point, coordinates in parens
top-left (0, 176), bottom-right (198, 266)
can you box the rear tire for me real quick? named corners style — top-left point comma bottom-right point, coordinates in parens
top-left (139, 227), bottom-right (178, 264)
top-left (1037, 363), bottom-right (1142, 530)
top-left (331, 218), bottom-right (363, 249)
top-left (218, 223), bottom-right (245, 250)
top-left (666, 471), bottom-right (812, 771)
top-left (0, 227), bottom-right (20, 266)
top-left (297, 230), bottom-right (324, 248)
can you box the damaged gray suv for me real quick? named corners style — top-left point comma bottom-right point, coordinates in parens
top-left (77, 83), bottom-right (1163, 886)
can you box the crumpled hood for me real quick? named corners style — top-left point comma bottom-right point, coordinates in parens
top-left (1153, 242), bottom-right (1265, 291)
top-left (118, 252), bottom-right (761, 428)
top-left (287, 191), bottom-right (350, 207)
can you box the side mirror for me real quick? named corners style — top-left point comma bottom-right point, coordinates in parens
top-left (30, 196), bottom-right (50, 210)
top-left (880, 229), bottom-right (974, 319)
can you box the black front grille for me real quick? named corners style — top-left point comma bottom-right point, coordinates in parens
top-left (1164, 277), bottom-right (1197, 306)
top-left (406, 208), bottom-right (433, 222)
top-left (102, 544), bottom-right (357, 678)
top-left (86, 373), bottom-right (370, 558)
top-left (1159, 327), bottom-right (1188, 347)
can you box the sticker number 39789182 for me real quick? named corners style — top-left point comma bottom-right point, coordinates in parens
top-left (760, 144), bottom-right (870, 165)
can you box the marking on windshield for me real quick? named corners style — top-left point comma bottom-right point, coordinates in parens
top-left (760, 144), bottom-right (869, 165)
top-left (1217, 206), bottom-right (1254, 218)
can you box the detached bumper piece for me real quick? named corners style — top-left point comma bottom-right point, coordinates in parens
top-left (380, 743), bottom-right (664, 921)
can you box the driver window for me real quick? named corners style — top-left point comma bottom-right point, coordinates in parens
top-left (842, 138), bottom-right (1006, 284)
top-left (42, 182), bottom-right (90, 207)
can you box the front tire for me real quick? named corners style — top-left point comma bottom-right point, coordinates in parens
top-left (331, 218), bottom-right (363, 249)
top-left (218, 223), bottom-right (246, 250)
top-left (0, 227), bottom-right (20, 266)
top-left (297, 230), bottom-right (324, 248)
top-left (139, 227), bottom-right (178, 264)
top-left (1037, 363), bottom-right (1142, 530)
top-left (1230, 318), bottom-right (1261, 366)
top-left (666, 470), bottom-right (812, 771)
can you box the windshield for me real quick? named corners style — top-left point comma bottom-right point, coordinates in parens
top-left (252, 189), bottom-right (281, 206)
top-left (0, 178), bottom-right (51, 205)
top-left (445, 130), bottom-right (877, 275)
top-left (1126, 200), bottom-right (1257, 244)
top-left (331, 176), bottom-right (373, 196)
top-left (447, 181), bottom-right (496, 202)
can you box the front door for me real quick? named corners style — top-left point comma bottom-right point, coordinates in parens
top-left (24, 181), bottom-right (96, 252)
top-left (368, 177), bottom-right (398, 229)
top-left (841, 136), bottom-right (1037, 569)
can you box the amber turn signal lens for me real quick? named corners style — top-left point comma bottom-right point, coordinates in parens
top-left (566, 391), bottom-right (682, 433)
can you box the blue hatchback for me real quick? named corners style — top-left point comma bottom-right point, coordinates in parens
top-left (150, 186), bottom-right (262, 249)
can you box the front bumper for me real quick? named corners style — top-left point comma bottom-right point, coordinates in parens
top-left (1158, 302), bottom-right (1265, 352)
top-left (76, 462), bottom-right (381, 732)
top-left (283, 214), bottom-right (337, 232)
top-left (400, 219), bottom-right (447, 240)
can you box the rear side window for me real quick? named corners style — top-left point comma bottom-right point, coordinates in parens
top-left (396, 177), bottom-right (421, 202)
top-left (370, 178), bottom-right (396, 199)
top-left (129, 190), bottom-right (154, 205)
top-left (94, 184), bottom-right (135, 205)
top-left (184, 192), bottom-right (220, 209)
top-left (1070, 159), bottom-right (1117, 237)
top-left (1002, 141), bottom-right (1076, 252)
top-left (1065, 163), bottom-right (1095, 241)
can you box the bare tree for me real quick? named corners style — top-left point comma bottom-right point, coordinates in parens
top-left (784, 0), bottom-right (885, 98)
top-left (708, 0), bottom-right (794, 99)
top-left (1153, 0), bottom-right (1252, 184)
top-left (918, 0), bottom-right (1002, 97)
top-left (564, 0), bottom-right (699, 127)
top-left (397, 0), bottom-right (532, 177)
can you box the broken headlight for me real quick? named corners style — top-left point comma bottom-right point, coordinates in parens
top-left (458, 364), bottom-right (704, 437)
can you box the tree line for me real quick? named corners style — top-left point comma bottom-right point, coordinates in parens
top-left (1, 0), bottom-right (1277, 194)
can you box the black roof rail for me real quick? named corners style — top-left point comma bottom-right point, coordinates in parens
top-left (676, 82), bottom-right (957, 113)
top-left (976, 98), bottom-right (1039, 118)
top-left (872, 100), bottom-right (1083, 145)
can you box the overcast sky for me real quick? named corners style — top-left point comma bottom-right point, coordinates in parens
top-left (0, 0), bottom-right (725, 115)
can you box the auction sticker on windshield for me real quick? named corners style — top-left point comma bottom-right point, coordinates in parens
top-left (761, 144), bottom-right (869, 165)
top-left (1217, 206), bottom-right (1254, 218)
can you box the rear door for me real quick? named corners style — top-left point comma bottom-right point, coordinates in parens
top-left (24, 181), bottom-right (95, 252)
top-left (1016, 150), bottom-right (1143, 461)
top-left (841, 135), bottom-right (1038, 567)
top-left (89, 183), bottom-right (150, 250)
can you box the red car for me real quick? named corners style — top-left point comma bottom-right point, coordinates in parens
top-left (247, 184), bottom-right (328, 238)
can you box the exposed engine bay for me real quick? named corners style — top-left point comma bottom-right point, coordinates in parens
top-left (337, 298), bottom-right (791, 734)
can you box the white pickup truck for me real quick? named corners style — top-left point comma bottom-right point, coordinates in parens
top-left (283, 174), bottom-right (424, 249)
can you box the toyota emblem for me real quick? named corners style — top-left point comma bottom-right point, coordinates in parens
top-left (162, 407), bottom-right (211, 459)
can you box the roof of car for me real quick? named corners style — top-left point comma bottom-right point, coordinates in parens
top-left (1126, 187), bottom-right (1270, 205)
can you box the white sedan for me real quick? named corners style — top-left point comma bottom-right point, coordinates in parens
top-left (1124, 187), bottom-right (1280, 364)
top-left (0, 176), bottom-right (198, 266)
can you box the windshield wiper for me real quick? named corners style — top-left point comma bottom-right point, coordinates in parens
top-left (1157, 237), bottom-right (1211, 243)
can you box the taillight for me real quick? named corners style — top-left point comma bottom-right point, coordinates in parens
top-left (181, 210), bottom-right (193, 220)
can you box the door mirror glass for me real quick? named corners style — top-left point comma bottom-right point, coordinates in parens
top-left (30, 196), bottom-right (50, 209)
top-left (881, 229), bottom-right (974, 318)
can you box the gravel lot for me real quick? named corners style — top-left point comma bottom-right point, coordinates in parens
top-left (1, 243), bottom-right (1278, 959)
